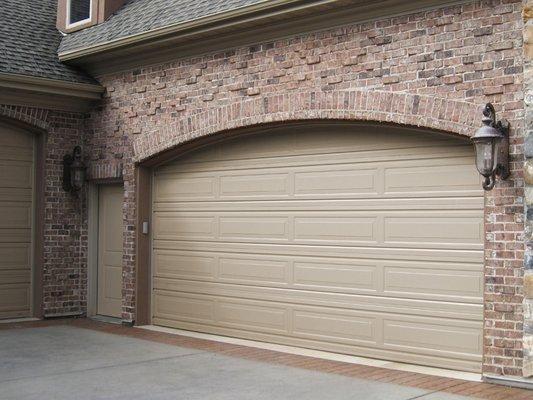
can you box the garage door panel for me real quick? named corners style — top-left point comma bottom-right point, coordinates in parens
top-left (154, 197), bottom-right (484, 213)
top-left (153, 316), bottom-right (481, 372)
top-left (152, 126), bottom-right (484, 371)
top-left (0, 161), bottom-right (33, 189)
top-left (152, 291), bottom-right (482, 360)
top-left (293, 260), bottom-right (378, 292)
top-left (153, 215), bottom-right (216, 240)
top-left (155, 156), bottom-right (480, 203)
top-left (153, 279), bottom-right (482, 320)
top-left (294, 168), bottom-right (378, 196)
top-left (0, 124), bottom-right (33, 319)
top-left (217, 300), bottom-right (288, 333)
top-left (219, 216), bottom-right (290, 241)
top-left (154, 293), bottom-right (215, 323)
top-left (0, 244), bottom-right (31, 269)
top-left (0, 203), bottom-right (32, 229)
top-left (0, 284), bottom-right (30, 312)
top-left (383, 319), bottom-right (482, 356)
top-left (169, 127), bottom-right (471, 169)
top-left (384, 216), bottom-right (484, 245)
top-left (294, 216), bottom-right (377, 244)
top-left (384, 163), bottom-right (481, 193)
top-left (383, 267), bottom-right (483, 298)
top-left (154, 175), bottom-right (216, 202)
top-left (154, 210), bottom-right (482, 250)
top-left (154, 250), bottom-right (217, 280)
top-left (0, 269), bottom-right (31, 285)
top-left (219, 257), bottom-right (289, 285)
top-left (220, 173), bottom-right (290, 198)
top-left (153, 249), bottom-right (482, 302)
top-left (155, 241), bottom-right (484, 264)
top-left (292, 310), bottom-right (376, 344)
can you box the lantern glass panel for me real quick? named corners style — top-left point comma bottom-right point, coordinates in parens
top-left (473, 138), bottom-right (497, 177)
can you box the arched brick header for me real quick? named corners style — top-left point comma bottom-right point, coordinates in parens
top-left (0, 105), bottom-right (49, 131)
top-left (132, 90), bottom-right (481, 162)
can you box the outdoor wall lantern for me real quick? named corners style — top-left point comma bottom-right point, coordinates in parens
top-left (471, 103), bottom-right (510, 191)
top-left (62, 146), bottom-right (86, 193)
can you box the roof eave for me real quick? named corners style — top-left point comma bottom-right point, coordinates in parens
top-left (58, 0), bottom-right (328, 61)
top-left (0, 73), bottom-right (104, 112)
top-left (58, 0), bottom-right (474, 76)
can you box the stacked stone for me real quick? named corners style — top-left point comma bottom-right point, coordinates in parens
top-left (524, 0), bottom-right (533, 378)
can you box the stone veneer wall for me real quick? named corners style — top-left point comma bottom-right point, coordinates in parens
top-left (85, 0), bottom-right (526, 378)
top-left (522, 0), bottom-right (533, 379)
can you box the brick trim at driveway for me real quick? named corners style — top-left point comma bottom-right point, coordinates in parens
top-left (1, 318), bottom-right (531, 399)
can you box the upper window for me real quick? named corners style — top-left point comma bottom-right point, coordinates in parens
top-left (67, 0), bottom-right (92, 27)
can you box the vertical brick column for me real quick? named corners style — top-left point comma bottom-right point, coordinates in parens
top-left (523, 0), bottom-right (533, 378)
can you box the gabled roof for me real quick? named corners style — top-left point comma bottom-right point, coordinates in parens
top-left (59, 0), bottom-right (267, 54)
top-left (1, 0), bottom-right (96, 84)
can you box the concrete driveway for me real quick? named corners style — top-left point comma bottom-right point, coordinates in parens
top-left (0, 325), bottom-right (484, 400)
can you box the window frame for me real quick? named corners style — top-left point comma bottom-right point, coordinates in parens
top-left (66, 0), bottom-right (94, 29)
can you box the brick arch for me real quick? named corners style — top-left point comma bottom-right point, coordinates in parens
top-left (132, 89), bottom-right (480, 162)
top-left (0, 105), bottom-right (49, 131)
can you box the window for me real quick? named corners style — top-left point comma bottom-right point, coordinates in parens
top-left (67, 0), bottom-right (92, 26)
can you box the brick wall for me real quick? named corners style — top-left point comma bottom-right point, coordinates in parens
top-left (0, 105), bottom-right (88, 318)
top-left (85, 0), bottom-right (526, 377)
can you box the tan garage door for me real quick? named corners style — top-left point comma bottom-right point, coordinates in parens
top-left (0, 122), bottom-right (34, 319)
top-left (152, 124), bottom-right (484, 372)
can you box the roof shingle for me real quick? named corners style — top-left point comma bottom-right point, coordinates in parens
top-left (59, 0), bottom-right (267, 54)
top-left (0, 0), bottom-right (96, 84)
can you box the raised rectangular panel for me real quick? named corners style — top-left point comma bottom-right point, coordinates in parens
top-left (384, 267), bottom-right (483, 298)
top-left (217, 300), bottom-right (287, 333)
top-left (219, 217), bottom-right (288, 240)
top-left (0, 161), bottom-right (33, 189)
top-left (0, 244), bottom-right (30, 269)
top-left (154, 293), bottom-right (215, 323)
top-left (220, 173), bottom-right (289, 198)
top-left (0, 187), bottom-right (32, 203)
top-left (0, 285), bottom-right (30, 312)
top-left (294, 217), bottom-right (375, 243)
top-left (0, 270), bottom-right (30, 285)
top-left (0, 147), bottom-right (33, 162)
top-left (0, 229), bottom-right (31, 244)
top-left (292, 310), bottom-right (375, 343)
top-left (383, 319), bottom-right (482, 355)
top-left (154, 215), bottom-right (215, 240)
top-left (103, 265), bottom-right (122, 300)
top-left (103, 251), bottom-right (122, 268)
top-left (293, 261), bottom-right (377, 292)
top-left (384, 163), bottom-right (480, 193)
top-left (0, 204), bottom-right (31, 229)
top-left (294, 168), bottom-right (377, 196)
top-left (154, 176), bottom-right (215, 202)
top-left (219, 257), bottom-right (288, 284)
top-left (385, 216), bottom-right (483, 245)
top-left (154, 251), bottom-right (216, 280)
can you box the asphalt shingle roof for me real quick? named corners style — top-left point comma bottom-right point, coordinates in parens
top-left (59, 0), bottom-right (268, 54)
top-left (0, 0), bottom-right (96, 84)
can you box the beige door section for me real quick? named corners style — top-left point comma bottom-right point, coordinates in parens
top-left (0, 122), bottom-right (34, 320)
top-left (151, 124), bottom-right (484, 372)
top-left (97, 184), bottom-right (123, 318)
